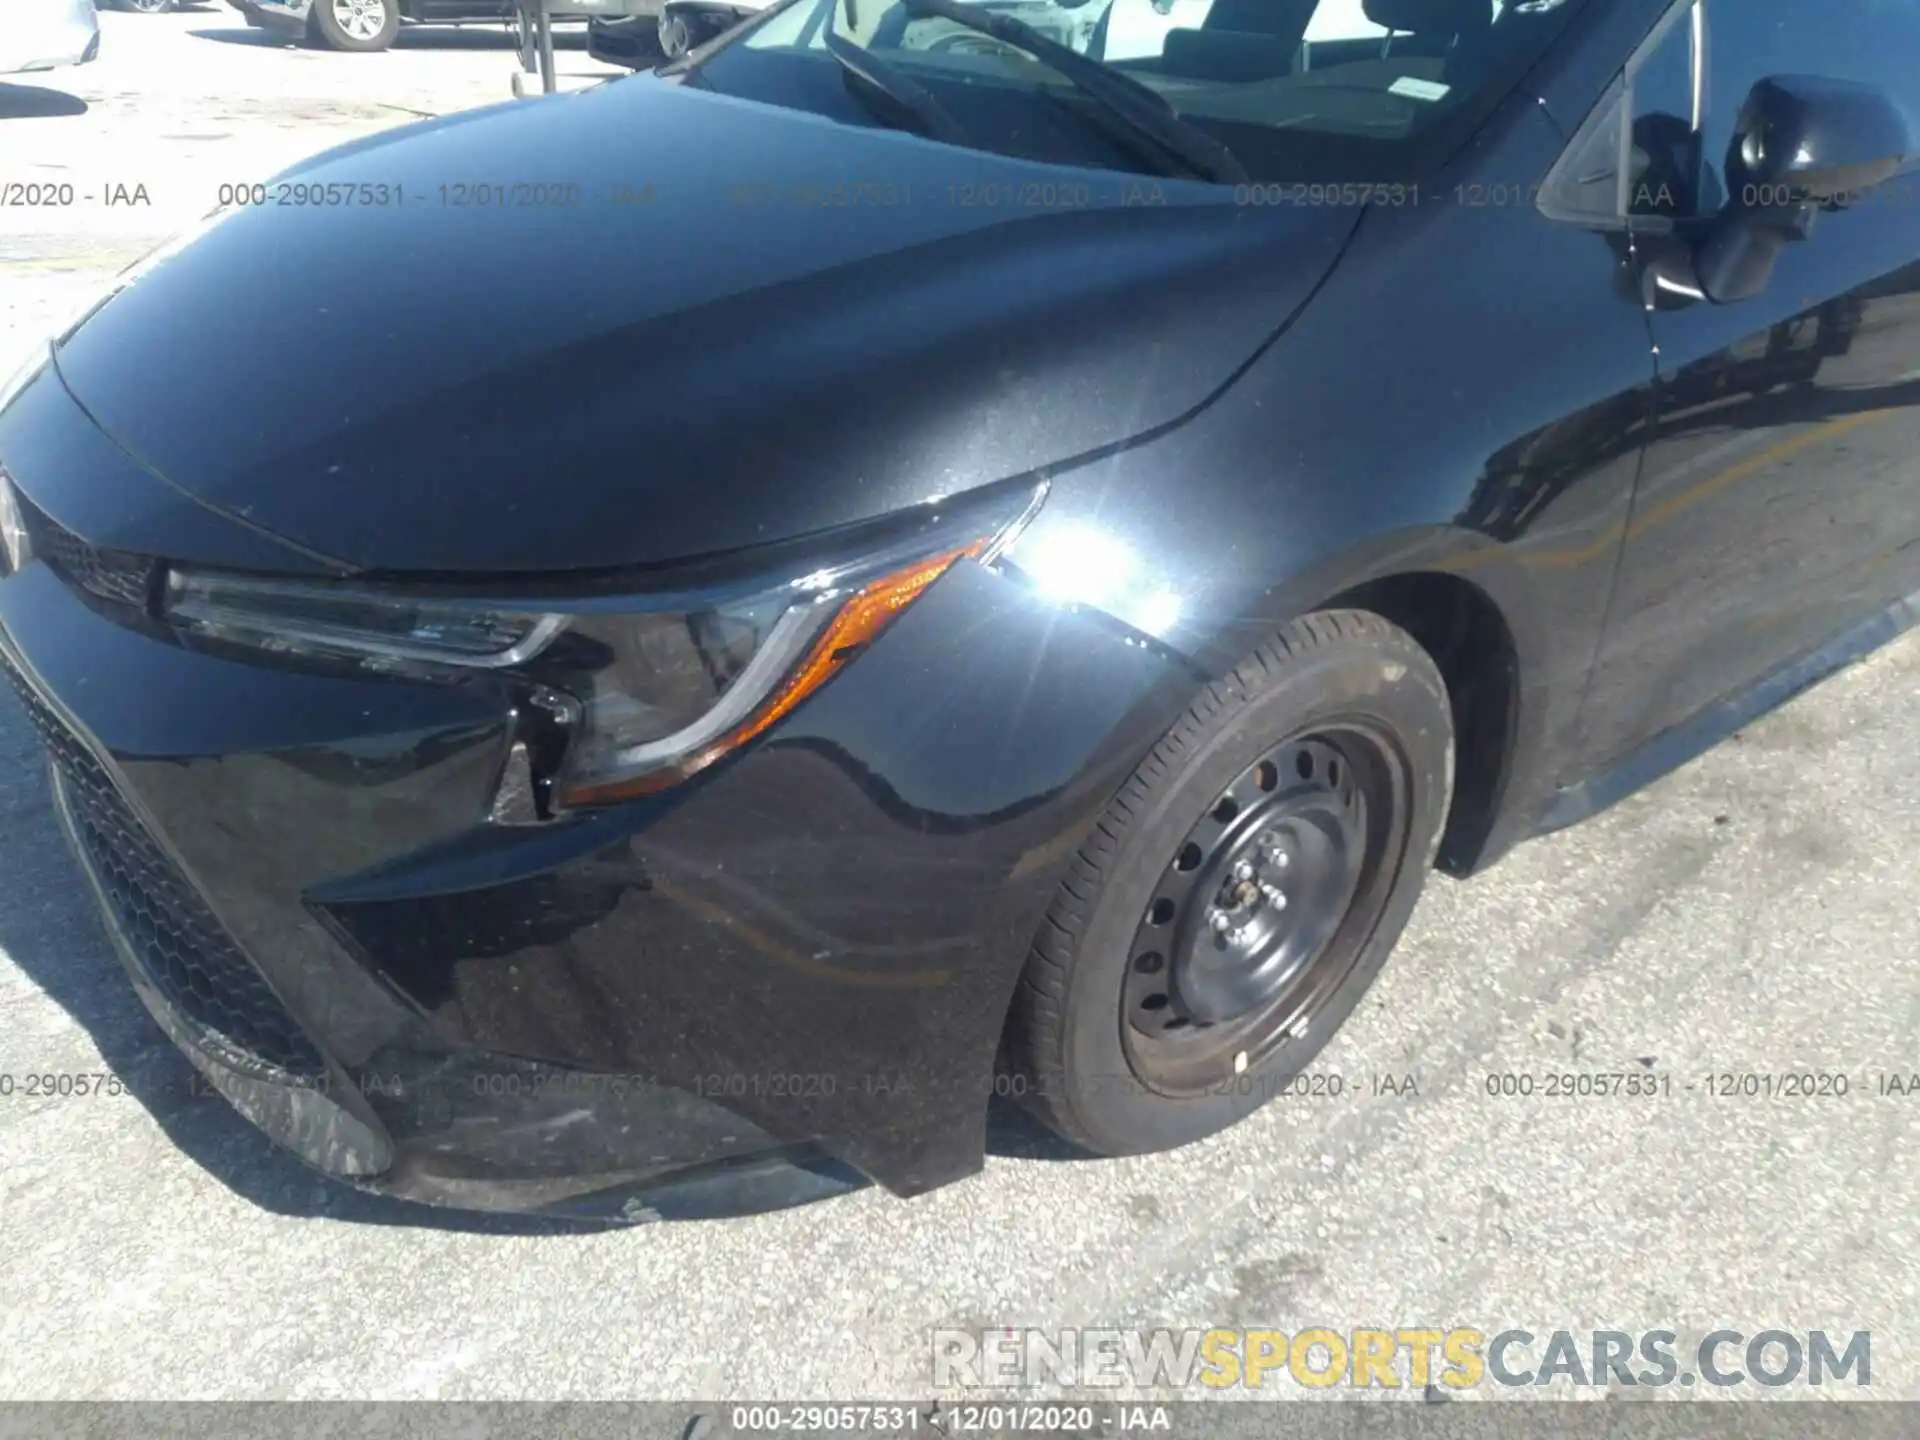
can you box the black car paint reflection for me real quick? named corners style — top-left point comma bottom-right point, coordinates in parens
top-left (1, 0), bottom-right (1918, 1217)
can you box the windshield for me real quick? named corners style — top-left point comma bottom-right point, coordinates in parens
top-left (687, 0), bottom-right (1591, 182)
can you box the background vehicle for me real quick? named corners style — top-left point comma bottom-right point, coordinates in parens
top-left (229, 0), bottom-right (654, 52)
top-left (587, 0), bottom-right (769, 65)
top-left (0, 0), bottom-right (99, 76)
top-left (591, 0), bottom-right (1393, 72)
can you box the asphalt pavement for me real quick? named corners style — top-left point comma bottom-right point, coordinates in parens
top-left (1, 9), bottom-right (1917, 1403)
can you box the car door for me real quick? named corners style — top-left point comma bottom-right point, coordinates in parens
top-left (1569, 0), bottom-right (1920, 772)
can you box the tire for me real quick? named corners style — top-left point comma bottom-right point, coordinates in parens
top-left (1004, 610), bottom-right (1454, 1157)
top-left (114, 0), bottom-right (179, 12)
top-left (308, 0), bottom-right (399, 50)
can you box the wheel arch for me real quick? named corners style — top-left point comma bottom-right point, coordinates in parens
top-left (1179, 524), bottom-right (1554, 878)
top-left (1319, 569), bottom-right (1521, 876)
top-left (975, 524), bottom-right (1562, 1149)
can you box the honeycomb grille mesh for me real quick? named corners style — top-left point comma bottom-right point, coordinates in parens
top-left (4, 662), bottom-right (326, 1078)
top-left (24, 502), bottom-right (156, 611)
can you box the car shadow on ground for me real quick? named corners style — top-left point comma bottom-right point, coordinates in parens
top-left (0, 83), bottom-right (90, 119)
top-left (187, 28), bottom-right (300, 46)
top-left (393, 25), bottom-right (589, 50)
top-left (984, 1097), bottom-right (1094, 1162)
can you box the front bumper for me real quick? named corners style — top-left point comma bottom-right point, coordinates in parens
top-left (0, 361), bottom-right (1187, 1218)
top-left (4, 597), bottom-right (870, 1221)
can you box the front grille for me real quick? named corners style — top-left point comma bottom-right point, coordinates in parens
top-left (3, 663), bottom-right (326, 1078)
top-left (23, 501), bottom-right (157, 611)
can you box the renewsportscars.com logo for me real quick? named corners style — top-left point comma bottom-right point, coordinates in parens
top-left (931, 1328), bottom-right (1872, 1391)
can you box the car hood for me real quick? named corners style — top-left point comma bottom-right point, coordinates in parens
top-left (53, 74), bottom-right (1357, 574)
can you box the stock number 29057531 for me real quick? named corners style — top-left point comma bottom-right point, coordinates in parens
top-left (220, 182), bottom-right (406, 208)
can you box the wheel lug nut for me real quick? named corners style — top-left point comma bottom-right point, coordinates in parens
top-left (1233, 860), bottom-right (1256, 882)
top-left (1260, 882), bottom-right (1286, 909)
top-left (1210, 912), bottom-right (1232, 934)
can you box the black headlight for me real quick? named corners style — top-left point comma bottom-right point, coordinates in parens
top-left (164, 483), bottom-right (1045, 804)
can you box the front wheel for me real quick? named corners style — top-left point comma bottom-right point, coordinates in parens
top-left (1003, 610), bottom-right (1454, 1156)
top-left (308, 0), bottom-right (399, 50)
top-left (114, 0), bottom-right (180, 12)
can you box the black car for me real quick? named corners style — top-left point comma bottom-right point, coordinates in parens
top-left (2, 0), bottom-right (1918, 1220)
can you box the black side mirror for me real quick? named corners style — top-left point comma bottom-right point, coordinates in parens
top-left (1694, 75), bottom-right (1914, 303)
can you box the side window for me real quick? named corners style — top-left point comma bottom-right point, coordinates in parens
top-left (1623, 0), bottom-right (1711, 225)
top-left (1098, 0), bottom-right (1398, 65)
top-left (1535, 75), bottom-right (1629, 226)
top-left (1537, 0), bottom-right (1701, 230)
top-left (1100, 1), bottom-right (1219, 63)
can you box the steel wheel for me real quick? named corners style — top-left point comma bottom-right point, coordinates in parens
top-left (1003, 610), bottom-right (1455, 1157)
top-left (1121, 727), bottom-right (1399, 1096)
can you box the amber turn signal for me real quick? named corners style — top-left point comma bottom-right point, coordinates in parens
top-left (560, 539), bottom-right (986, 805)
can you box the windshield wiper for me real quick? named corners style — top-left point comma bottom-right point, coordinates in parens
top-left (898, 0), bottom-right (1247, 184)
top-left (822, 28), bottom-right (974, 147)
